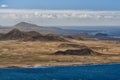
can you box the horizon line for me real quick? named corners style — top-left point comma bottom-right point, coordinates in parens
top-left (0, 9), bottom-right (120, 11)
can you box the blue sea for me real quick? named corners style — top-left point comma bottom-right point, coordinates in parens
top-left (0, 63), bottom-right (120, 80)
top-left (63, 26), bottom-right (120, 36)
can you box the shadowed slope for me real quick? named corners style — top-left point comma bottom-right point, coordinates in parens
top-left (0, 28), bottom-right (67, 41)
top-left (0, 28), bottom-right (29, 40)
top-left (54, 48), bottom-right (102, 56)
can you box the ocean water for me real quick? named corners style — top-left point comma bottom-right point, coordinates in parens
top-left (0, 63), bottom-right (120, 80)
top-left (63, 26), bottom-right (120, 36)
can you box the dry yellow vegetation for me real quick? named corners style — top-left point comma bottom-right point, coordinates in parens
top-left (0, 40), bottom-right (120, 67)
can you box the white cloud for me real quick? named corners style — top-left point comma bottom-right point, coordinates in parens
top-left (0, 9), bottom-right (120, 26)
top-left (0, 4), bottom-right (8, 8)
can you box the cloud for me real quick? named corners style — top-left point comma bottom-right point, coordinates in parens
top-left (0, 9), bottom-right (120, 26)
top-left (0, 4), bottom-right (8, 8)
top-left (0, 10), bottom-right (117, 19)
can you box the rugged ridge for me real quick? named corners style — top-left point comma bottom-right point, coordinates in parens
top-left (54, 48), bottom-right (102, 56)
top-left (0, 28), bottom-right (67, 41)
top-left (0, 22), bottom-right (83, 35)
top-left (13, 22), bottom-right (67, 35)
top-left (0, 28), bottom-right (28, 40)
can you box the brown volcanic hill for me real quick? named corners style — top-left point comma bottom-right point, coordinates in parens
top-left (13, 22), bottom-right (66, 35)
top-left (0, 28), bottom-right (29, 40)
top-left (44, 34), bottom-right (67, 41)
top-left (27, 31), bottom-right (43, 37)
top-left (0, 28), bottom-right (67, 41)
top-left (0, 22), bottom-right (91, 37)
top-left (54, 48), bottom-right (102, 56)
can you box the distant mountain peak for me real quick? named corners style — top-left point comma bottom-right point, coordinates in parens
top-left (14, 22), bottom-right (43, 28)
top-left (15, 22), bottom-right (30, 26)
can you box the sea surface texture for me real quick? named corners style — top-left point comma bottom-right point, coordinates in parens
top-left (0, 63), bottom-right (120, 80)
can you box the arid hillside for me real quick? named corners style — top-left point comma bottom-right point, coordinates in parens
top-left (0, 39), bottom-right (120, 67)
top-left (0, 27), bottom-right (119, 67)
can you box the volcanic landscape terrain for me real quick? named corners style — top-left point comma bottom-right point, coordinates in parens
top-left (0, 22), bottom-right (120, 67)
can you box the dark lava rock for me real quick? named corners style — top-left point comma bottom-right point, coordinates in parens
top-left (54, 48), bottom-right (102, 56)
top-left (95, 33), bottom-right (109, 37)
top-left (58, 43), bottom-right (86, 48)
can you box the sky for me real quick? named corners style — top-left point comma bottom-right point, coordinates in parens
top-left (0, 0), bottom-right (120, 10)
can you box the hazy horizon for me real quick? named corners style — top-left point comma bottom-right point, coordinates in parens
top-left (0, 9), bottom-right (120, 27)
